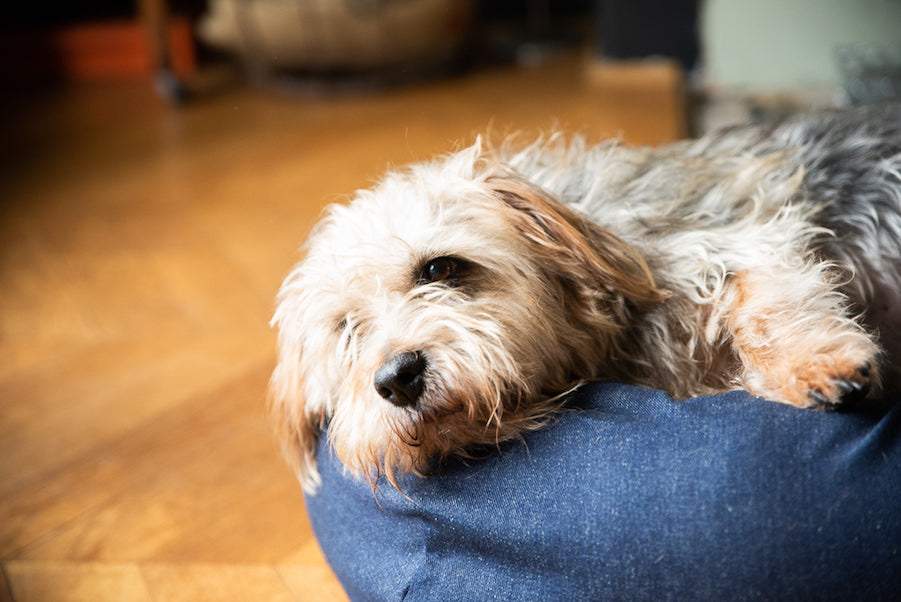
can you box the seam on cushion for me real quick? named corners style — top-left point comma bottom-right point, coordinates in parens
top-left (396, 503), bottom-right (438, 601)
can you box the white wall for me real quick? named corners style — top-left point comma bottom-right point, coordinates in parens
top-left (702, 0), bottom-right (901, 91)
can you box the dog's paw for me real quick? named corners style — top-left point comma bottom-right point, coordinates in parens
top-left (744, 352), bottom-right (880, 410)
top-left (739, 328), bottom-right (882, 410)
top-left (804, 361), bottom-right (873, 409)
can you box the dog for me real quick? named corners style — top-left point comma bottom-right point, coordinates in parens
top-left (270, 103), bottom-right (901, 492)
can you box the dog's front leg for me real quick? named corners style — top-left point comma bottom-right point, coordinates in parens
top-left (723, 267), bottom-right (881, 408)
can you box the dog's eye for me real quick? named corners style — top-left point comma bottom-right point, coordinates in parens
top-left (419, 257), bottom-right (458, 284)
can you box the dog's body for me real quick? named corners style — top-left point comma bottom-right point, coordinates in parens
top-left (271, 104), bottom-right (901, 491)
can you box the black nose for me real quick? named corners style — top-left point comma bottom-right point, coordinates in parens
top-left (374, 351), bottom-right (426, 408)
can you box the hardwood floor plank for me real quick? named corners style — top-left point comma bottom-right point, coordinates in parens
top-left (7, 361), bottom-right (312, 564)
top-left (0, 566), bottom-right (13, 602)
top-left (277, 564), bottom-right (348, 602)
top-left (5, 562), bottom-right (155, 602)
top-left (140, 564), bottom-right (297, 602)
top-left (0, 340), bottom-right (275, 554)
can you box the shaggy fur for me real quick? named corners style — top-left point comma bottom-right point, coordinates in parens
top-left (271, 104), bottom-right (901, 492)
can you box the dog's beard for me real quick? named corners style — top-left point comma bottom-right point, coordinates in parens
top-left (326, 326), bottom-right (564, 490)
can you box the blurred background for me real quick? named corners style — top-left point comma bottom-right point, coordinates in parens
top-left (1, 1), bottom-right (899, 600)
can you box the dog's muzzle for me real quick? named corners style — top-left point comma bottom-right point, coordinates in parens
top-left (374, 351), bottom-right (426, 408)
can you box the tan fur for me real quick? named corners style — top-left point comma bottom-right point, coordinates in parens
top-left (725, 269), bottom-right (879, 408)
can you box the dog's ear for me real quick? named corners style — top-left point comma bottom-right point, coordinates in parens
top-left (269, 288), bottom-right (325, 493)
top-left (487, 175), bottom-right (665, 309)
top-left (268, 363), bottom-right (323, 493)
top-left (269, 368), bottom-right (322, 493)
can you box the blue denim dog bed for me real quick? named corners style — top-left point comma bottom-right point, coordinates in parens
top-left (304, 382), bottom-right (901, 601)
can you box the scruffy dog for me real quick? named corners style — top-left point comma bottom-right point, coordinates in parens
top-left (271, 104), bottom-right (901, 492)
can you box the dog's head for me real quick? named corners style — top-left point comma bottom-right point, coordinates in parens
top-left (270, 140), bottom-right (662, 491)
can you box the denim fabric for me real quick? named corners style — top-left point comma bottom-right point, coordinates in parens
top-left (304, 383), bottom-right (901, 601)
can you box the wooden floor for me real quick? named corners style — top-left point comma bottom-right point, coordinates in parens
top-left (0, 52), bottom-right (684, 601)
